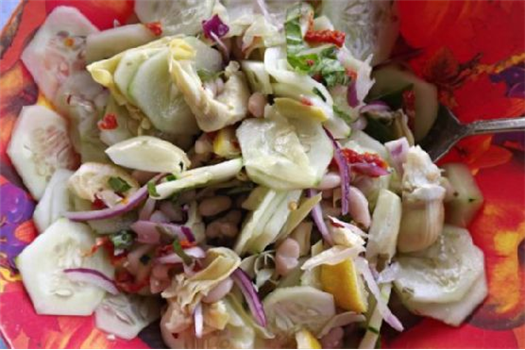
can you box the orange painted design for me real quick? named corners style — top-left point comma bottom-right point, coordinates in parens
top-left (13, 220), bottom-right (37, 243)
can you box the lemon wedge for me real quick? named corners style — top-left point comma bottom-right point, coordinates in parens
top-left (321, 259), bottom-right (368, 313)
top-left (295, 329), bottom-right (322, 349)
top-left (274, 97), bottom-right (329, 122)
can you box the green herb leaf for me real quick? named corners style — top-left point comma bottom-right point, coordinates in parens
top-left (197, 69), bottom-right (223, 82)
top-left (333, 105), bottom-right (353, 123)
top-left (313, 87), bottom-right (326, 102)
top-left (108, 177), bottom-right (132, 193)
top-left (147, 181), bottom-right (160, 197)
top-left (172, 237), bottom-right (193, 265)
top-left (166, 174), bottom-right (177, 182)
top-left (284, 4), bottom-right (349, 88)
top-left (109, 230), bottom-right (135, 250)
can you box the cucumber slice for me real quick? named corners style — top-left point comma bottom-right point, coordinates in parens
top-left (7, 105), bottom-right (77, 200)
top-left (237, 115), bottom-right (327, 190)
top-left (86, 24), bottom-right (156, 63)
top-left (263, 286), bottom-right (336, 337)
top-left (402, 274), bottom-right (487, 327)
top-left (54, 71), bottom-right (109, 164)
top-left (17, 218), bottom-right (114, 316)
top-left (95, 294), bottom-right (160, 340)
top-left (33, 169), bottom-right (74, 233)
top-left (365, 189), bottom-right (401, 264)
top-left (394, 225), bottom-right (485, 304)
top-left (184, 37), bottom-right (223, 73)
top-left (442, 163), bottom-right (484, 228)
top-left (134, 0), bottom-right (215, 36)
top-left (369, 65), bottom-right (438, 141)
top-left (287, 118), bottom-right (333, 184)
top-left (114, 48), bottom-right (164, 102)
top-left (99, 96), bottom-right (136, 146)
top-left (128, 49), bottom-right (199, 135)
top-left (105, 136), bottom-right (190, 174)
top-left (21, 6), bottom-right (99, 101)
top-left (321, 0), bottom-right (399, 64)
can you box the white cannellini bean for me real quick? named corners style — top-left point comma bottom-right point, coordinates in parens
top-left (159, 201), bottom-right (185, 222)
top-left (321, 327), bottom-right (344, 349)
top-left (202, 277), bottom-right (234, 303)
top-left (248, 92), bottom-right (267, 118)
top-left (198, 196), bottom-right (232, 217)
top-left (289, 221), bottom-right (313, 257)
top-left (348, 186), bottom-right (371, 229)
top-left (275, 238), bottom-right (300, 276)
top-left (205, 220), bottom-right (239, 239)
top-left (195, 134), bottom-right (213, 155)
top-left (316, 172), bottom-right (342, 190)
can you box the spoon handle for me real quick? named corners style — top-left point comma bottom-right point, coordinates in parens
top-left (467, 117), bottom-right (525, 135)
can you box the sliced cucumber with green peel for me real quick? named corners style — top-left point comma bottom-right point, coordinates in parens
top-left (402, 274), bottom-right (488, 327)
top-left (114, 48), bottom-right (163, 102)
top-left (369, 65), bottom-right (438, 141)
top-left (134, 0), bottom-right (215, 36)
top-left (394, 225), bottom-right (485, 304)
top-left (33, 169), bottom-right (74, 233)
top-left (17, 219), bottom-right (114, 316)
top-left (129, 50), bottom-right (198, 135)
top-left (263, 286), bottom-right (336, 337)
top-left (86, 24), bottom-right (156, 63)
top-left (442, 163), bottom-right (484, 228)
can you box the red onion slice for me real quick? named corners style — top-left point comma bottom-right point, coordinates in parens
top-left (306, 189), bottom-right (334, 246)
top-left (360, 101), bottom-right (390, 114)
top-left (202, 14), bottom-right (229, 39)
top-left (231, 268), bottom-right (267, 327)
top-left (194, 302), bottom-right (203, 338)
top-left (324, 128), bottom-right (351, 216)
top-left (354, 258), bottom-right (404, 332)
top-left (66, 173), bottom-right (165, 222)
top-left (385, 137), bottom-right (410, 177)
top-left (64, 268), bottom-right (119, 295)
top-left (131, 221), bottom-right (195, 244)
top-left (350, 163), bottom-right (390, 177)
top-left (156, 247), bottom-right (206, 264)
top-left (347, 80), bottom-right (359, 108)
top-left (139, 197), bottom-right (156, 221)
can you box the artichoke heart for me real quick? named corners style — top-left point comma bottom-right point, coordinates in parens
top-left (397, 146), bottom-right (445, 253)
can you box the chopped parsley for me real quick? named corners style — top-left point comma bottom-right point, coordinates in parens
top-left (147, 181), bottom-right (160, 197)
top-left (109, 230), bottom-right (135, 250)
top-left (108, 177), bottom-right (132, 193)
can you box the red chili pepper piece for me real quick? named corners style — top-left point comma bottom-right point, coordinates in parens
top-left (305, 29), bottom-right (346, 48)
top-left (97, 113), bottom-right (118, 130)
top-left (145, 22), bottom-right (163, 36)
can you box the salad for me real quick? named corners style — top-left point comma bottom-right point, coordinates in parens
top-left (8, 0), bottom-right (488, 348)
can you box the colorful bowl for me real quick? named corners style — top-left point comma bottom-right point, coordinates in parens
top-left (0, 0), bottom-right (524, 348)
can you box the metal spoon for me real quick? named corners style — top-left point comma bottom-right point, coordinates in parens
top-left (419, 105), bottom-right (525, 161)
